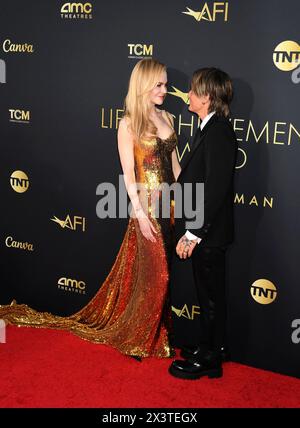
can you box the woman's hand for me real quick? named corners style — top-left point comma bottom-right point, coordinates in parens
top-left (136, 210), bottom-right (157, 242)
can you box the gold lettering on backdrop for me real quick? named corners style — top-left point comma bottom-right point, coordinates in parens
top-left (9, 109), bottom-right (30, 122)
top-left (273, 122), bottom-right (286, 145)
top-left (5, 236), bottom-right (34, 251)
top-left (172, 304), bottom-right (201, 320)
top-left (176, 143), bottom-right (191, 162)
top-left (232, 119), bottom-right (300, 146)
top-left (100, 109), bottom-right (300, 146)
top-left (182, 2), bottom-right (228, 22)
top-left (3, 39), bottom-right (34, 53)
top-left (51, 215), bottom-right (86, 232)
top-left (234, 194), bottom-right (273, 208)
top-left (246, 121), bottom-right (270, 143)
top-left (57, 277), bottom-right (86, 294)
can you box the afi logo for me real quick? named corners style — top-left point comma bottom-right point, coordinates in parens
top-left (128, 44), bottom-right (153, 58)
top-left (172, 304), bottom-right (200, 320)
top-left (51, 215), bottom-right (86, 232)
top-left (183, 2), bottom-right (229, 22)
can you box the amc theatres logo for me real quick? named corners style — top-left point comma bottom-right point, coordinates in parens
top-left (61, 2), bottom-right (93, 19)
top-left (57, 277), bottom-right (86, 294)
top-left (183, 2), bottom-right (229, 22)
top-left (128, 44), bottom-right (153, 59)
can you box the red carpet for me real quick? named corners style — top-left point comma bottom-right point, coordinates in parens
top-left (0, 325), bottom-right (299, 408)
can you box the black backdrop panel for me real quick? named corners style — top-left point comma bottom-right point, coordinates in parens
top-left (0, 1), bottom-right (299, 377)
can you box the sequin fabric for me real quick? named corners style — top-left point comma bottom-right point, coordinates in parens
top-left (0, 132), bottom-right (177, 358)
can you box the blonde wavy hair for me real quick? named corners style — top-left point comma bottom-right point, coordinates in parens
top-left (124, 58), bottom-right (166, 141)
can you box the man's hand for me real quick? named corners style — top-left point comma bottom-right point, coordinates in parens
top-left (176, 235), bottom-right (197, 259)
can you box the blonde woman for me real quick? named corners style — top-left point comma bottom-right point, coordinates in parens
top-left (0, 59), bottom-right (181, 359)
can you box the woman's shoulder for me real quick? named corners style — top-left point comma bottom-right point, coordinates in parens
top-left (162, 110), bottom-right (174, 126)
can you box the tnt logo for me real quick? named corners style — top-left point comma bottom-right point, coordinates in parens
top-left (128, 44), bottom-right (153, 58)
top-left (10, 170), bottom-right (30, 193)
top-left (0, 320), bottom-right (6, 343)
top-left (9, 109), bottom-right (30, 123)
top-left (273, 41), bottom-right (300, 84)
top-left (250, 279), bottom-right (277, 304)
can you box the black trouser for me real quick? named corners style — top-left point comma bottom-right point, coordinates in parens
top-left (192, 245), bottom-right (227, 355)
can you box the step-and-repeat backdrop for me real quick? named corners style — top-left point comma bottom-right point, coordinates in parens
top-left (0, 1), bottom-right (299, 378)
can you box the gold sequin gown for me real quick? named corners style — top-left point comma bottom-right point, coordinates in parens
top-left (0, 132), bottom-right (177, 358)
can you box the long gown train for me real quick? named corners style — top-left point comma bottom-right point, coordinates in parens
top-left (0, 131), bottom-right (177, 358)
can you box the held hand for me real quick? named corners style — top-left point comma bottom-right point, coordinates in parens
top-left (136, 211), bottom-right (157, 242)
top-left (176, 235), bottom-right (197, 259)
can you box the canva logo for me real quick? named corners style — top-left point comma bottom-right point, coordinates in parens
top-left (5, 236), bottom-right (34, 251)
top-left (273, 40), bottom-right (300, 84)
top-left (291, 319), bottom-right (300, 344)
top-left (3, 39), bottom-right (34, 53)
top-left (250, 279), bottom-right (277, 304)
top-left (10, 170), bottom-right (29, 193)
top-left (182, 2), bottom-right (229, 22)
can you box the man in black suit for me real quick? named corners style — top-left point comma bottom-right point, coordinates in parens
top-left (169, 68), bottom-right (237, 380)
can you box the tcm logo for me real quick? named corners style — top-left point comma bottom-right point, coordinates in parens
top-left (273, 41), bottom-right (300, 84)
top-left (0, 59), bottom-right (6, 83)
top-left (172, 304), bottom-right (200, 320)
top-left (9, 109), bottom-right (30, 124)
top-left (0, 320), bottom-right (6, 344)
top-left (183, 2), bottom-right (229, 22)
top-left (250, 279), bottom-right (277, 305)
top-left (51, 215), bottom-right (86, 232)
top-left (10, 170), bottom-right (29, 193)
top-left (5, 236), bottom-right (34, 252)
top-left (291, 319), bottom-right (300, 344)
top-left (61, 2), bottom-right (93, 19)
top-left (3, 39), bottom-right (34, 53)
top-left (58, 277), bottom-right (86, 294)
top-left (128, 44), bottom-right (153, 59)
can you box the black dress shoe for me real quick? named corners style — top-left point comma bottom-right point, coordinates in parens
top-left (180, 346), bottom-right (230, 362)
top-left (169, 358), bottom-right (223, 380)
